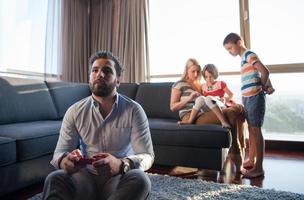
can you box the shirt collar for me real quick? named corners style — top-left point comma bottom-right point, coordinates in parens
top-left (90, 93), bottom-right (119, 108)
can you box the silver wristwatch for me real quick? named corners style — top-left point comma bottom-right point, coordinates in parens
top-left (120, 158), bottom-right (131, 174)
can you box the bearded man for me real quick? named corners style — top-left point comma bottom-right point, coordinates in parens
top-left (43, 50), bottom-right (154, 200)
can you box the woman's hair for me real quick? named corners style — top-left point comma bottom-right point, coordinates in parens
top-left (181, 58), bottom-right (202, 82)
top-left (202, 64), bottom-right (219, 79)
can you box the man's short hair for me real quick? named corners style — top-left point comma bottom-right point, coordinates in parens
top-left (89, 50), bottom-right (124, 77)
top-left (223, 32), bottom-right (242, 45)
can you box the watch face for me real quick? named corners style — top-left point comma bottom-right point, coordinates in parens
top-left (123, 162), bottom-right (130, 173)
top-left (121, 159), bottom-right (130, 174)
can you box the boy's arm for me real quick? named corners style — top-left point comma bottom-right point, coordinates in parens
top-left (254, 61), bottom-right (275, 94)
top-left (264, 78), bottom-right (275, 95)
top-left (253, 61), bottom-right (269, 87)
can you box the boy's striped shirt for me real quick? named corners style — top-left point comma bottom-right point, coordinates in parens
top-left (240, 50), bottom-right (263, 97)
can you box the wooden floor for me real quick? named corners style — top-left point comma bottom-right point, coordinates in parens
top-left (3, 149), bottom-right (304, 200)
top-left (148, 149), bottom-right (304, 195)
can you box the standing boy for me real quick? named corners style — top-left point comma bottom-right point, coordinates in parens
top-left (223, 33), bottom-right (274, 178)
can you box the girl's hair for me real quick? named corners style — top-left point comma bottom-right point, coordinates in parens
top-left (202, 64), bottom-right (219, 79)
top-left (181, 58), bottom-right (202, 82)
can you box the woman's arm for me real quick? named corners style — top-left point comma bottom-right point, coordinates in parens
top-left (170, 88), bottom-right (199, 112)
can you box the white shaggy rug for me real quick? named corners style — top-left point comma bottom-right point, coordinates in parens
top-left (148, 174), bottom-right (304, 200)
top-left (29, 173), bottom-right (304, 200)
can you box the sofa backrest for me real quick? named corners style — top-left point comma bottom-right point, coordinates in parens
top-left (46, 81), bottom-right (91, 118)
top-left (117, 83), bottom-right (138, 100)
top-left (135, 82), bottom-right (179, 120)
top-left (0, 76), bottom-right (58, 124)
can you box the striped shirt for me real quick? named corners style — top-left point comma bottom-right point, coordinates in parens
top-left (240, 50), bottom-right (263, 97)
top-left (172, 81), bottom-right (196, 118)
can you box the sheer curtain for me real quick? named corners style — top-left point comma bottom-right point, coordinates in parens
top-left (45, 0), bottom-right (62, 80)
top-left (45, 0), bottom-right (90, 83)
top-left (45, 0), bottom-right (150, 83)
top-left (90, 0), bottom-right (114, 53)
top-left (90, 0), bottom-right (150, 83)
top-left (61, 0), bottom-right (90, 83)
top-left (116, 0), bottom-right (150, 83)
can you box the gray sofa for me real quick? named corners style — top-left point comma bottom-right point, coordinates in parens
top-left (0, 76), bottom-right (231, 196)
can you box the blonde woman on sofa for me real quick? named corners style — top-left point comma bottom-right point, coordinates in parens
top-left (170, 58), bottom-right (245, 174)
top-left (176, 61), bottom-right (231, 128)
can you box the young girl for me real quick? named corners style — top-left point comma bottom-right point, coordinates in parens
top-left (179, 63), bottom-right (232, 128)
top-left (201, 64), bottom-right (235, 106)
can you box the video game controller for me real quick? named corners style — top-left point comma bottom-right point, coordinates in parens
top-left (72, 149), bottom-right (96, 165)
top-left (76, 157), bottom-right (95, 165)
top-left (72, 149), bottom-right (107, 165)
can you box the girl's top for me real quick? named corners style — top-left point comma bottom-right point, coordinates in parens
top-left (201, 81), bottom-right (227, 98)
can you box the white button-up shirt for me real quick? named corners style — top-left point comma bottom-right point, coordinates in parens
top-left (51, 94), bottom-right (154, 171)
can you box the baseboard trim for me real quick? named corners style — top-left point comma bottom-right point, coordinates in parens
top-left (265, 139), bottom-right (304, 151)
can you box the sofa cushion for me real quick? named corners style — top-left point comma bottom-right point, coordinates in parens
top-left (117, 83), bottom-right (138, 100)
top-left (149, 118), bottom-right (231, 148)
top-left (0, 121), bottom-right (61, 161)
top-left (0, 137), bottom-right (16, 167)
top-left (0, 76), bottom-right (58, 124)
top-left (135, 82), bottom-right (179, 119)
top-left (46, 81), bottom-right (91, 118)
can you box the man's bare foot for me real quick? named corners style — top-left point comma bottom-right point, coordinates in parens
top-left (243, 159), bottom-right (254, 169)
top-left (242, 168), bottom-right (264, 179)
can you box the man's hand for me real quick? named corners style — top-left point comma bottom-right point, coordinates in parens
top-left (92, 153), bottom-right (122, 176)
top-left (60, 152), bottom-right (83, 174)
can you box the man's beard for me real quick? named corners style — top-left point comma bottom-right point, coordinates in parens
top-left (89, 80), bottom-right (116, 97)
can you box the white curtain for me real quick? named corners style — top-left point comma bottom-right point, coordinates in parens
top-left (44, 0), bottom-right (62, 81)
top-left (45, 0), bottom-right (150, 83)
top-left (116, 0), bottom-right (150, 83)
top-left (90, 0), bottom-right (150, 83)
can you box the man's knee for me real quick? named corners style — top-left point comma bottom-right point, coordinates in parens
top-left (44, 170), bottom-right (69, 186)
top-left (111, 169), bottom-right (151, 200)
top-left (127, 169), bottom-right (151, 191)
top-left (43, 170), bottom-right (75, 200)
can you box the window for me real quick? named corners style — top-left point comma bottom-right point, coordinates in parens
top-left (0, 0), bottom-right (48, 76)
top-left (249, 0), bottom-right (304, 64)
top-left (248, 0), bottom-right (304, 141)
top-left (149, 0), bottom-right (304, 141)
top-left (149, 0), bottom-right (240, 81)
top-left (263, 73), bottom-right (304, 141)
